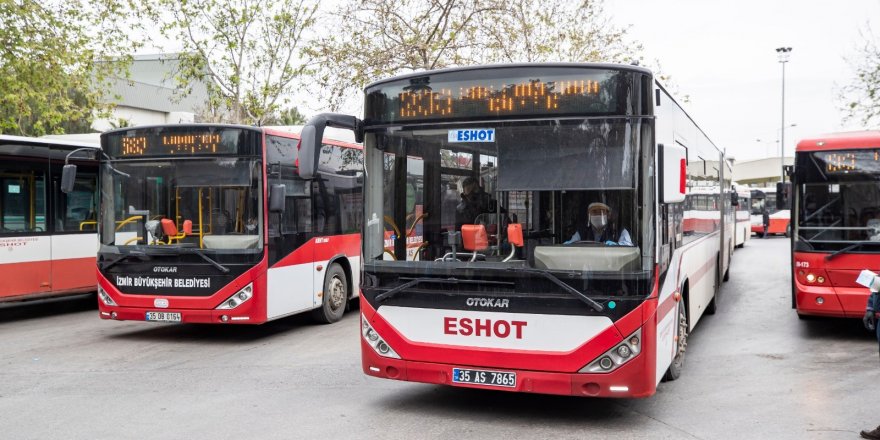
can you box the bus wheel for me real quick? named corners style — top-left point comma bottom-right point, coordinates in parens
top-left (706, 260), bottom-right (720, 315)
top-left (312, 263), bottom-right (347, 324)
top-left (663, 302), bottom-right (688, 382)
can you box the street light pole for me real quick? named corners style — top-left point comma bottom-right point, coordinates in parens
top-left (776, 47), bottom-right (792, 182)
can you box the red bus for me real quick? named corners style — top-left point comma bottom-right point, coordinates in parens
top-left (299, 63), bottom-right (728, 397)
top-left (0, 135), bottom-right (99, 303)
top-left (791, 130), bottom-right (880, 318)
top-left (62, 124), bottom-right (363, 324)
top-left (750, 185), bottom-right (791, 237)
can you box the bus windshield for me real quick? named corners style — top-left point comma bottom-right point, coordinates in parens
top-left (100, 157), bottom-right (263, 254)
top-left (795, 149), bottom-right (880, 251)
top-left (363, 118), bottom-right (653, 297)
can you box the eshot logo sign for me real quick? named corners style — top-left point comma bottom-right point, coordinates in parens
top-left (448, 128), bottom-right (495, 143)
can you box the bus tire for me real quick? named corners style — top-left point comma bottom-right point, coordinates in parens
top-left (663, 300), bottom-right (688, 382)
top-left (706, 259), bottom-right (721, 315)
top-left (312, 263), bottom-right (347, 324)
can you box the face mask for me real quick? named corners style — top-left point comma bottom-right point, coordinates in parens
top-left (590, 213), bottom-right (607, 229)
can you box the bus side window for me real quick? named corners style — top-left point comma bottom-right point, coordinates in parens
top-left (54, 173), bottom-right (97, 232)
top-left (0, 167), bottom-right (47, 234)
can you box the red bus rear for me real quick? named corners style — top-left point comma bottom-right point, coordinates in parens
top-left (791, 130), bottom-right (880, 318)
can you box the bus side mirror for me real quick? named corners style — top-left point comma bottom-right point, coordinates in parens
top-left (730, 191), bottom-right (739, 206)
top-left (269, 184), bottom-right (286, 213)
top-left (776, 182), bottom-right (791, 210)
top-left (298, 113), bottom-right (363, 180)
top-left (659, 143), bottom-right (686, 204)
top-left (61, 164), bottom-right (77, 194)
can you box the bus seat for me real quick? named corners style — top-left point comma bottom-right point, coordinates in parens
top-left (461, 224), bottom-right (489, 251)
top-left (161, 219), bottom-right (190, 244)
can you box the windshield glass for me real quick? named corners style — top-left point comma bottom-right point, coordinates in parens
top-left (100, 158), bottom-right (263, 256)
top-left (795, 149), bottom-right (880, 251)
top-left (362, 118), bottom-right (654, 298)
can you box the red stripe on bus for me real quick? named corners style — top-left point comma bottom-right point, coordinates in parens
top-left (270, 233), bottom-right (360, 268)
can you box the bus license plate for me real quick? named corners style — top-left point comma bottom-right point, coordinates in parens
top-left (452, 368), bottom-right (516, 388)
top-left (145, 311), bottom-right (181, 322)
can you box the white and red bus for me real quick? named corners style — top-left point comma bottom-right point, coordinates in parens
top-left (750, 185), bottom-right (791, 237)
top-left (299, 63), bottom-right (728, 397)
top-left (0, 135), bottom-right (99, 303)
top-left (790, 130), bottom-right (880, 318)
top-left (732, 184), bottom-right (751, 248)
top-left (62, 124), bottom-right (362, 324)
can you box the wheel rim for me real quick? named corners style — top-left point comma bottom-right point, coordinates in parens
top-left (327, 276), bottom-right (346, 312)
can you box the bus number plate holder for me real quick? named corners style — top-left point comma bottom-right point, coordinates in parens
top-left (452, 368), bottom-right (516, 388)
top-left (145, 311), bottom-right (182, 322)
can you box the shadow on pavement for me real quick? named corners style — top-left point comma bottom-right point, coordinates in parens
top-left (375, 385), bottom-right (635, 425)
top-left (0, 293), bottom-right (96, 323)
top-left (100, 310), bottom-right (354, 344)
top-left (797, 315), bottom-right (876, 341)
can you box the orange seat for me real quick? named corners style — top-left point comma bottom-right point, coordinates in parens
top-left (160, 219), bottom-right (191, 244)
top-left (461, 224), bottom-right (489, 251)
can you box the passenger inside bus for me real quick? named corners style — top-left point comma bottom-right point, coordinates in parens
top-left (563, 202), bottom-right (633, 246)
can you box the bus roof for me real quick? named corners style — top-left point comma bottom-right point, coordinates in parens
top-left (795, 130), bottom-right (880, 152)
top-left (363, 62), bottom-right (653, 90)
top-left (99, 123), bottom-right (361, 149)
top-left (0, 134), bottom-right (99, 149)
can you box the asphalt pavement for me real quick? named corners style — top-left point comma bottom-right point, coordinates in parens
top-left (1, 237), bottom-right (878, 440)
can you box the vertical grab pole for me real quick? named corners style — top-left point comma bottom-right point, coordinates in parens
top-left (198, 187), bottom-right (204, 249)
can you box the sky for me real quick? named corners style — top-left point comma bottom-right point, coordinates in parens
top-left (143, 1), bottom-right (880, 162)
top-left (604, 0), bottom-right (880, 161)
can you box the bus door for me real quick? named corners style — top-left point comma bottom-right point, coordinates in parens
top-left (49, 155), bottom-right (97, 293)
top-left (0, 158), bottom-right (50, 298)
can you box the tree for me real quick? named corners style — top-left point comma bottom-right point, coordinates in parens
top-left (307, 0), bottom-right (501, 110)
top-left (0, 0), bottom-right (138, 136)
top-left (310, 0), bottom-right (642, 111)
top-left (841, 28), bottom-right (880, 127)
top-left (477, 0), bottom-right (640, 65)
top-left (266, 106), bottom-right (307, 125)
top-left (155, 0), bottom-right (318, 125)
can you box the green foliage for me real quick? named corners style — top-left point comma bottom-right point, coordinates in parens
top-left (842, 28), bottom-right (880, 127)
top-left (265, 106), bottom-right (307, 126)
top-left (309, 0), bottom-right (643, 111)
top-left (155, 0), bottom-right (318, 125)
top-left (0, 0), bottom-right (137, 136)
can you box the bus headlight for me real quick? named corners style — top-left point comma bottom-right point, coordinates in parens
top-left (362, 315), bottom-right (400, 359)
top-left (216, 283), bottom-right (253, 310)
top-left (97, 286), bottom-right (117, 306)
top-left (580, 328), bottom-right (641, 373)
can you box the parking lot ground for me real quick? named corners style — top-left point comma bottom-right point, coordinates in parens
top-left (1, 237), bottom-right (878, 439)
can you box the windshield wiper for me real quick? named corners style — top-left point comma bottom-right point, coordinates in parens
top-left (185, 248), bottom-right (230, 273)
top-left (825, 241), bottom-right (880, 261)
top-left (100, 251), bottom-right (150, 271)
top-left (512, 268), bottom-right (604, 312)
top-left (376, 277), bottom-right (458, 302)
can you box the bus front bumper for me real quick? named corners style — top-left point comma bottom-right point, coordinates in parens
top-left (795, 283), bottom-right (869, 318)
top-left (98, 303), bottom-right (260, 324)
top-left (360, 338), bottom-right (656, 398)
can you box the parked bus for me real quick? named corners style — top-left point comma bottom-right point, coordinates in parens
top-left (684, 184), bottom-right (734, 282)
top-left (790, 130), bottom-right (880, 318)
top-left (732, 184), bottom-right (751, 248)
top-left (0, 135), bottom-right (99, 303)
top-left (299, 63), bottom-right (727, 397)
top-left (62, 124), bottom-right (363, 324)
top-left (750, 185), bottom-right (790, 237)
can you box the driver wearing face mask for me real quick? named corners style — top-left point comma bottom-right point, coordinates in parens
top-left (564, 202), bottom-right (633, 246)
